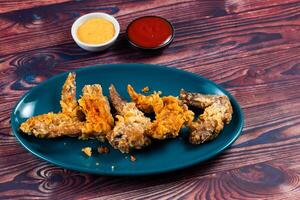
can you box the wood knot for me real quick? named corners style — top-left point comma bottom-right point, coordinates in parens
top-left (224, 0), bottom-right (239, 14)
top-left (229, 163), bottom-right (289, 196)
top-left (48, 173), bottom-right (63, 183)
top-left (246, 66), bottom-right (265, 80)
top-left (37, 168), bottom-right (87, 192)
top-left (282, 63), bottom-right (300, 75)
top-left (11, 53), bottom-right (56, 90)
top-left (238, 164), bottom-right (284, 186)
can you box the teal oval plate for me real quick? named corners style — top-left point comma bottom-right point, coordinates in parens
top-left (11, 63), bottom-right (243, 175)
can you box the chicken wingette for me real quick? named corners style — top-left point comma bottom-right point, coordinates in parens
top-left (107, 85), bottom-right (151, 153)
top-left (78, 84), bottom-right (114, 140)
top-left (20, 73), bottom-right (83, 138)
top-left (60, 72), bottom-right (80, 118)
top-left (20, 73), bottom-right (114, 140)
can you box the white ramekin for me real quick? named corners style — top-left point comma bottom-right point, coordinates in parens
top-left (71, 12), bottom-right (120, 52)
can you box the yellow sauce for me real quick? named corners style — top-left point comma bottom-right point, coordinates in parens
top-left (77, 18), bottom-right (115, 44)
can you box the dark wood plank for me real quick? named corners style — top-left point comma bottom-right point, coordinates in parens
top-left (0, 0), bottom-right (225, 56)
top-left (224, 0), bottom-right (300, 13)
top-left (1, 0), bottom-right (300, 68)
top-left (1, 130), bottom-right (299, 199)
top-left (0, 0), bottom-right (71, 14)
top-left (1, 0), bottom-right (300, 199)
top-left (1, 45), bottom-right (300, 199)
top-left (99, 154), bottom-right (300, 199)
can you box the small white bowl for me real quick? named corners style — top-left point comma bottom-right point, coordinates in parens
top-left (71, 12), bottom-right (120, 52)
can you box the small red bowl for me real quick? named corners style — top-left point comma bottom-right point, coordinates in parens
top-left (126, 16), bottom-right (174, 51)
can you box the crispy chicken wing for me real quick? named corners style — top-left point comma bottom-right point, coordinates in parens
top-left (20, 113), bottom-right (83, 138)
top-left (107, 85), bottom-right (151, 153)
top-left (150, 96), bottom-right (194, 139)
top-left (78, 84), bottom-right (114, 140)
top-left (21, 74), bottom-right (114, 140)
top-left (127, 84), bottom-right (163, 113)
top-left (180, 90), bottom-right (233, 144)
top-left (60, 72), bottom-right (80, 118)
top-left (20, 73), bottom-right (83, 138)
top-left (128, 85), bottom-right (194, 139)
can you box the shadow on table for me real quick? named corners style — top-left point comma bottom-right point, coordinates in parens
top-left (76, 151), bottom-right (227, 191)
top-left (111, 33), bottom-right (167, 60)
top-left (120, 151), bottom-right (226, 181)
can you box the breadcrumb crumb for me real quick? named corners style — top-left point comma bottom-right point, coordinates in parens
top-left (141, 86), bottom-right (149, 93)
top-left (96, 162), bottom-right (100, 166)
top-left (130, 155), bottom-right (136, 162)
top-left (97, 146), bottom-right (109, 154)
top-left (82, 147), bottom-right (92, 157)
top-left (111, 166), bottom-right (115, 171)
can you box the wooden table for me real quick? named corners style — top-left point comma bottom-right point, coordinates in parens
top-left (1, 0), bottom-right (300, 199)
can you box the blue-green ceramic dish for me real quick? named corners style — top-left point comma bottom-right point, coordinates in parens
top-left (11, 63), bottom-right (244, 175)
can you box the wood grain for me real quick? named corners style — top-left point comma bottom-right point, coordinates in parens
top-left (0, 0), bottom-right (71, 14)
top-left (224, 0), bottom-right (300, 13)
top-left (0, 0), bottom-right (300, 199)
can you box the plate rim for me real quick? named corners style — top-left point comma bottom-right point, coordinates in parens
top-left (10, 63), bottom-right (244, 175)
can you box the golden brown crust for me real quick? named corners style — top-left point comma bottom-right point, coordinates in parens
top-left (60, 72), bottom-right (80, 118)
top-left (180, 89), bottom-right (233, 144)
top-left (128, 84), bottom-right (163, 113)
top-left (107, 85), bottom-right (151, 153)
top-left (78, 84), bottom-right (114, 139)
top-left (141, 86), bottom-right (149, 93)
top-left (20, 72), bottom-right (83, 138)
top-left (20, 113), bottom-right (83, 138)
top-left (128, 86), bottom-right (194, 140)
top-left (20, 73), bottom-right (114, 140)
top-left (82, 147), bottom-right (92, 157)
top-left (149, 96), bottom-right (194, 139)
top-left (20, 72), bottom-right (233, 152)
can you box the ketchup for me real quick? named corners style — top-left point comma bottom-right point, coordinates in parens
top-left (127, 16), bottom-right (174, 49)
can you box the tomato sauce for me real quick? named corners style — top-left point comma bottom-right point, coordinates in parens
top-left (127, 16), bottom-right (174, 49)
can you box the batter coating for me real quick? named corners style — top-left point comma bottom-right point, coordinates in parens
top-left (107, 85), bottom-right (151, 153)
top-left (20, 73), bottom-right (83, 138)
top-left (78, 84), bottom-right (114, 140)
top-left (128, 85), bottom-right (194, 139)
top-left (180, 90), bottom-right (233, 144)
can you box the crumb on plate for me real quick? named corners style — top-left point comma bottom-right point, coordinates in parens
top-left (82, 147), bottom-right (92, 157)
top-left (130, 155), bottom-right (136, 162)
top-left (96, 162), bottom-right (100, 166)
top-left (111, 165), bottom-right (115, 171)
top-left (98, 146), bottom-right (109, 154)
top-left (141, 86), bottom-right (149, 93)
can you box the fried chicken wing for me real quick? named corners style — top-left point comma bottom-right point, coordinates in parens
top-left (20, 113), bottom-right (83, 138)
top-left (109, 84), bottom-right (127, 113)
top-left (20, 73), bottom-right (83, 138)
top-left (150, 96), bottom-right (194, 139)
top-left (107, 85), bottom-right (151, 153)
top-left (128, 85), bottom-right (194, 139)
top-left (60, 72), bottom-right (80, 118)
top-left (180, 89), bottom-right (233, 144)
top-left (127, 84), bottom-right (163, 113)
top-left (78, 84), bottom-right (114, 140)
